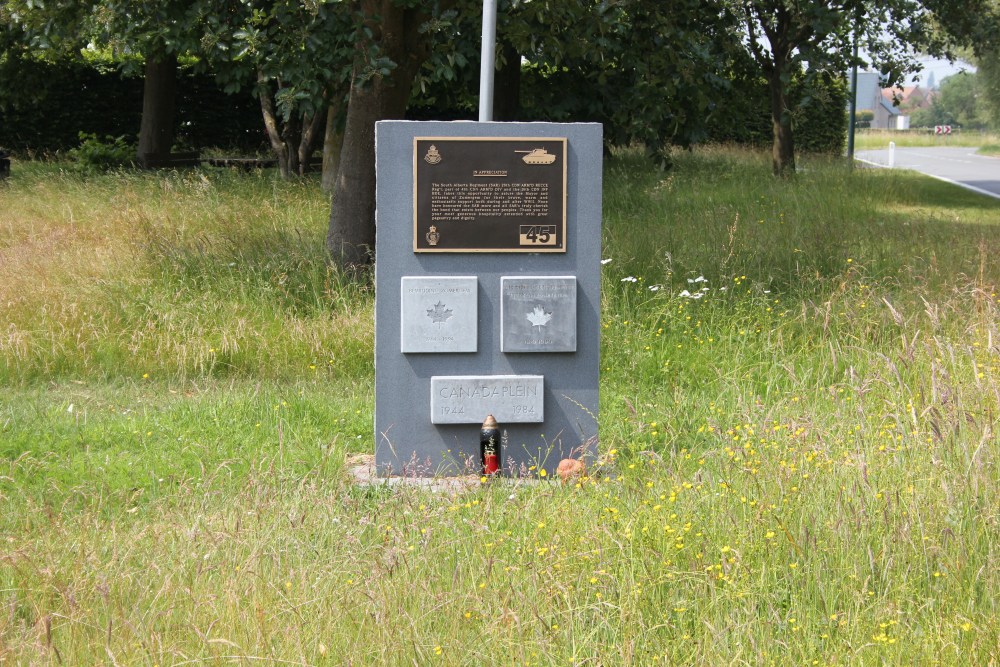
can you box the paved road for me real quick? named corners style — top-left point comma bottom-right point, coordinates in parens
top-left (855, 146), bottom-right (1000, 200)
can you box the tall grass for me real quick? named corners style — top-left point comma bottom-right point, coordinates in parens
top-left (855, 128), bottom-right (1000, 149)
top-left (1, 150), bottom-right (997, 664)
top-left (1, 165), bottom-right (371, 384)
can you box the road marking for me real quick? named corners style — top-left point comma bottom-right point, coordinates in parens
top-left (920, 173), bottom-right (1000, 201)
top-left (853, 158), bottom-right (1000, 201)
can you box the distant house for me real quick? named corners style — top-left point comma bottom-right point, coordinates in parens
top-left (853, 71), bottom-right (907, 129)
top-left (882, 85), bottom-right (936, 114)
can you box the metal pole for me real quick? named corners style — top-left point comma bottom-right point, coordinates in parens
top-left (847, 34), bottom-right (859, 164)
top-left (479, 0), bottom-right (497, 122)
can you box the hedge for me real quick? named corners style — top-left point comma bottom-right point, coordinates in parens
top-left (0, 56), bottom-right (265, 154)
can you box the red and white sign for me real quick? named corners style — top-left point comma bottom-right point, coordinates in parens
top-left (934, 125), bottom-right (953, 135)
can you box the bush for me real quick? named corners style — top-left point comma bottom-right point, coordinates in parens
top-left (705, 64), bottom-right (847, 155)
top-left (793, 70), bottom-right (848, 154)
top-left (67, 133), bottom-right (136, 172)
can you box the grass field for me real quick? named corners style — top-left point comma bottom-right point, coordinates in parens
top-left (1, 147), bottom-right (998, 664)
top-left (855, 128), bottom-right (1000, 150)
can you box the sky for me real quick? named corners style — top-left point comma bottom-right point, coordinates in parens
top-left (906, 55), bottom-right (977, 86)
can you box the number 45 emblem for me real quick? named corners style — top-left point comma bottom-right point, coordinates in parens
top-left (519, 224), bottom-right (557, 246)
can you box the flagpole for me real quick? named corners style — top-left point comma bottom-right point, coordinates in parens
top-left (479, 0), bottom-right (497, 121)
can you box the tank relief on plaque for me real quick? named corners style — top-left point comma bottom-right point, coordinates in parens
top-left (501, 276), bottom-right (577, 353)
top-left (401, 276), bottom-right (477, 353)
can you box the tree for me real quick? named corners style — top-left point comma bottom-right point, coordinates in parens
top-left (732, 0), bottom-right (996, 176)
top-left (203, 0), bottom-right (356, 178)
top-left (977, 54), bottom-right (1000, 128)
top-left (326, 1), bottom-right (459, 267)
top-left (6, 0), bottom-right (206, 165)
top-left (88, 0), bottom-right (212, 166)
top-left (912, 71), bottom-right (989, 128)
top-left (922, 0), bottom-right (1000, 129)
top-left (6, 0), bottom-right (352, 175)
top-left (325, 0), bottom-right (742, 266)
top-left (965, 4), bottom-right (1000, 129)
top-left (508, 0), bottom-right (739, 163)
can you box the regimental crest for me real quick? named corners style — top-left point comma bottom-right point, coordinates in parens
top-left (423, 145), bottom-right (442, 164)
top-left (426, 301), bottom-right (453, 324)
top-left (526, 305), bottom-right (553, 328)
top-left (425, 225), bottom-right (440, 246)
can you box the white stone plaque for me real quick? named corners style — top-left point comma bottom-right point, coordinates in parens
top-left (501, 276), bottom-right (577, 352)
top-left (431, 375), bottom-right (544, 424)
top-left (401, 277), bottom-right (478, 353)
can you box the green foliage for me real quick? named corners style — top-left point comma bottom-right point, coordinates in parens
top-left (67, 132), bottom-right (135, 171)
top-left (705, 66), bottom-right (847, 153)
top-left (911, 71), bottom-right (992, 129)
top-left (976, 45), bottom-right (1000, 129)
top-left (728, 0), bottom-right (1000, 172)
top-left (410, 0), bottom-right (741, 164)
top-left (854, 109), bottom-right (875, 129)
top-left (88, 0), bottom-right (210, 65)
top-left (203, 0), bottom-right (356, 119)
top-left (793, 71), bottom-right (848, 153)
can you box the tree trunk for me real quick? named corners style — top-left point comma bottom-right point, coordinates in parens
top-left (326, 1), bottom-right (429, 268)
top-left (298, 107), bottom-right (327, 175)
top-left (258, 74), bottom-right (292, 178)
top-left (283, 111), bottom-right (302, 177)
top-left (321, 98), bottom-right (345, 192)
top-left (494, 41), bottom-right (521, 121)
top-left (326, 70), bottom-right (411, 266)
top-left (136, 53), bottom-right (178, 168)
top-left (769, 68), bottom-right (795, 177)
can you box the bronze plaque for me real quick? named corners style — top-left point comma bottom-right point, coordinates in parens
top-left (413, 137), bottom-right (567, 253)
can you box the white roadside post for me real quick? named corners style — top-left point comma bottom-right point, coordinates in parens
top-left (888, 141), bottom-right (895, 169)
top-left (479, 0), bottom-right (498, 122)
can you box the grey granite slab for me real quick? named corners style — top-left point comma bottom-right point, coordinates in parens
top-left (431, 375), bottom-right (544, 424)
top-left (401, 276), bottom-right (477, 353)
top-left (501, 276), bottom-right (576, 352)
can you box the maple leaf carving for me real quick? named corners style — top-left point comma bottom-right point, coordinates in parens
top-left (526, 305), bottom-right (553, 327)
top-left (426, 301), bottom-right (453, 324)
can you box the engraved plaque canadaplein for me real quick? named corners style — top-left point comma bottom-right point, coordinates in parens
top-left (400, 276), bottom-right (478, 353)
top-left (501, 276), bottom-right (577, 353)
top-left (413, 137), bottom-right (567, 253)
top-left (431, 375), bottom-right (544, 424)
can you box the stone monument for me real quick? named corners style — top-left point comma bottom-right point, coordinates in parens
top-left (374, 121), bottom-right (601, 476)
